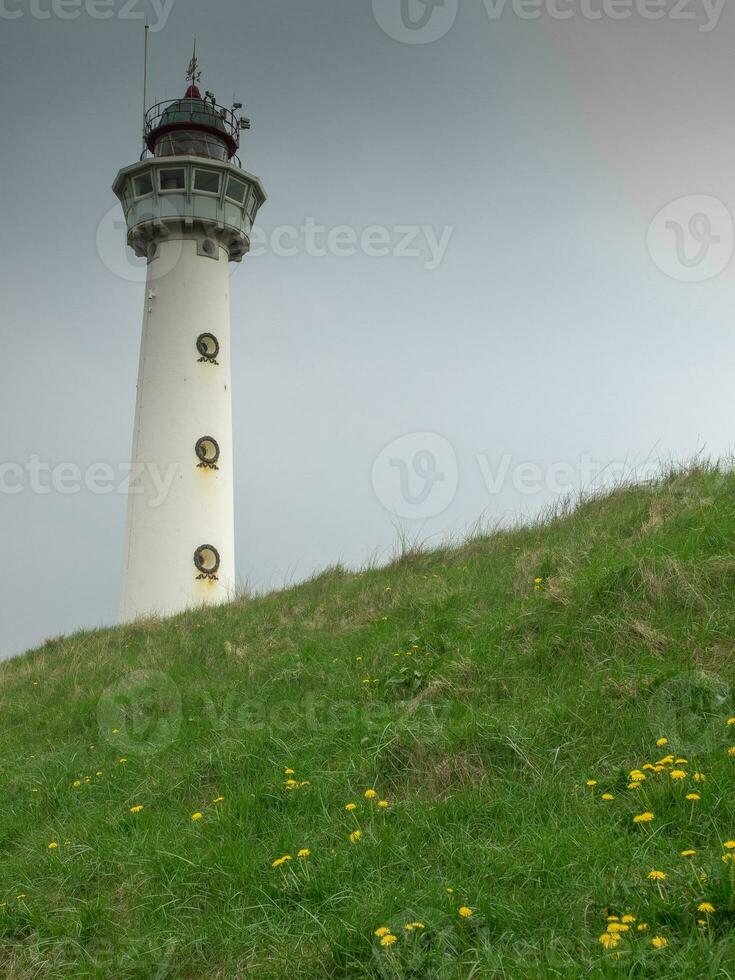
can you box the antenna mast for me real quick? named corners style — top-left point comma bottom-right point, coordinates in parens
top-left (142, 22), bottom-right (149, 148)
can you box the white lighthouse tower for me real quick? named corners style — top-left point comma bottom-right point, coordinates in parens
top-left (113, 53), bottom-right (266, 622)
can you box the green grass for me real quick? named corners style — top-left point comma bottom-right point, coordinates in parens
top-left (1, 465), bottom-right (735, 977)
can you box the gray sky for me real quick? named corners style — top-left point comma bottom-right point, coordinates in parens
top-left (2, 0), bottom-right (734, 660)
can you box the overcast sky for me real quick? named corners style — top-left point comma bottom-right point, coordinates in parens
top-left (1, 0), bottom-right (734, 660)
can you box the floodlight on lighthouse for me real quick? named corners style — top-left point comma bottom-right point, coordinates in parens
top-left (112, 54), bottom-right (267, 622)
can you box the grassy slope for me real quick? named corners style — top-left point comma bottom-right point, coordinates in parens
top-left (1, 467), bottom-right (735, 978)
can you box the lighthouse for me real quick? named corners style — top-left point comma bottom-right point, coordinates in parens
top-left (113, 53), bottom-right (266, 622)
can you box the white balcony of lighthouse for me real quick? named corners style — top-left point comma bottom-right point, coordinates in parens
top-left (112, 82), bottom-right (265, 263)
top-left (113, 156), bottom-right (265, 263)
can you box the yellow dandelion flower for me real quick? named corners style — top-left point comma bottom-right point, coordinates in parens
top-left (722, 854), bottom-right (734, 864)
top-left (297, 848), bottom-right (311, 858)
top-left (213, 796), bottom-right (225, 804)
top-left (628, 782), bottom-right (641, 790)
top-left (693, 772), bottom-right (706, 782)
top-left (658, 755), bottom-right (674, 765)
top-left (458, 906), bottom-right (473, 918)
top-left (636, 922), bottom-right (649, 932)
top-left (633, 812), bottom-right (655, 823)
top-left (656, 738), bottom-right (668, 747)
top-left (119, 758), bottom-right (127, 765)
top-left (621, 914), bottom-right (636, 923)
top-left (299, 780), bottom-right (310, 787)
top-left (378, 800), bottom-right (390, 808)
top-left (607, 922), bottom-right (629, 933)
top-left (653, 765), bottom-right (665, 773)
top-left (72, 780), bottom-right (81, 788)
top-left (345, 803), bottom-right (357, 811)
top-left (697, 918), bottom-right (707, 927)
top-left (648, 870), bottom-right (666, 881)
top-left (586, 779), bottom-right (597, 787)
top-left (601, 793), bottom-right (615, 801)
top-left (191, 812), bottom-right (203, 821)
top-left (447, 887), bottom-right (454, 893)
top-left (629, 770), bottom-right (646, 781)
top-left (686, 793), bottom-right (700, 802)
top-left (727, 717), bottom-right (735, 726)
top-left (374, 927), bottom-right (390, 937)
top-left (129, 805), bottom-right (144, 814)
top-left (697, 902), bottom-right (715, 914)
top-left (723, 841), bottom-right (735, 850)
top-left (271, 855), bottom-right (292, 868)
top-left (379, 934), bottom-right (397, 947)
top-left (47, 842), bottom-right (58, 850)
top-left (670, 770), bottom-right (686, 780)
top-left (599, 932), bottom-right (620, 948)
top-left (680, 849), bottom-right (697, 857)
top-left (607, 915), bottom-right (619, 922)
top-left (95, 771), bottom-right (103, 777)
top-left (349, 830), bottom-right (362, 844)
top-left (728, 747), bottom-right (735, 757)
top-left (651, 936), bottom-right (669, 949)
top-left (284, 768), bottom-right (295, 775)
top-left (675, 758), bottom-right (688, 764)
top-left (642, 763), bottom-right (656, 771)
top-left (284, 779), bottom-right (298, 788)
top-left (364, 789), bottom-right (378, 799)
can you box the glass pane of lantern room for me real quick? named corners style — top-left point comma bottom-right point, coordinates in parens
top-left (226, 177), bottom-right (247, 203)
top-left (160, 169), bottom-right (186, 191)
top-left (154, 132), bottom-right (228, 161)
top-left (134, 173), bottom-right (153, 197)
top-left (194, 170), bottom-right (221, 193)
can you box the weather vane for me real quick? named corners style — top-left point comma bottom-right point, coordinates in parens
top-left (186, 41), bottom-right (201, 86)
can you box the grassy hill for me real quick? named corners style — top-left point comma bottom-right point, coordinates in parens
top-left (1, 466), bottom-right (734, 978)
